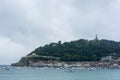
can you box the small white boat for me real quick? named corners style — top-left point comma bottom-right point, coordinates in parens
top-left (5, 67), bottom-right (10, 70)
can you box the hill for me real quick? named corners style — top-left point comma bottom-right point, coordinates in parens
top-left (12, 37), bottom-right (120, 66)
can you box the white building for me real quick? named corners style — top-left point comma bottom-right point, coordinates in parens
top-left (101, 56), bottom-right (112, 61)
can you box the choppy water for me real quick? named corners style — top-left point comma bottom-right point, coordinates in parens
top-left (0, 66), bottom-right (120, 80)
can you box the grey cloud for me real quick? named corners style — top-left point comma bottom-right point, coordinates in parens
top-left (0, 0), bottom-right (120, 64)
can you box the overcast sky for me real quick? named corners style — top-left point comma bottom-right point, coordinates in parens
top-left (0, 0), bottom-right (120, 64)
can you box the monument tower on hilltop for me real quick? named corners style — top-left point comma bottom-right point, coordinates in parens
top-left (94, 34), bottom-right (99, 41)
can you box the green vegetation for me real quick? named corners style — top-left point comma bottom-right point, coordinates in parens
top-left (26, 39), bottom-right (120, 62)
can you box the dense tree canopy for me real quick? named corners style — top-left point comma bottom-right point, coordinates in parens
top-left (27, 39), bottom-right (120, 62)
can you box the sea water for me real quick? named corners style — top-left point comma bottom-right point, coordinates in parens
top-left (0, 66), bottom-right (120, 80)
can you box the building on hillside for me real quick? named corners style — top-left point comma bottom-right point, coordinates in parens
top-left (101, 56), bottom-right (112, 61)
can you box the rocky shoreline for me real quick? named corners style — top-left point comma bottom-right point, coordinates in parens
top-left (12, 60), bottom-right (120, 69)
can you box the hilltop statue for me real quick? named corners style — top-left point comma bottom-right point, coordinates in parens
top-left (94, 34), bottom-right (99, 41)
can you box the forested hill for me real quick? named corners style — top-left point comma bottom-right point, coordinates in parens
top-left (22, 38), bottom-right (120, 62)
